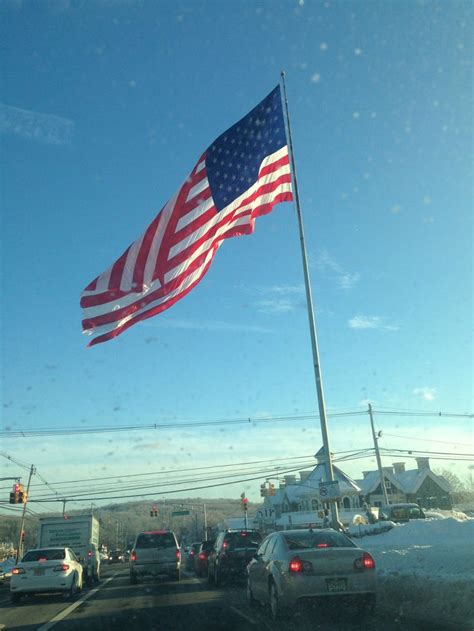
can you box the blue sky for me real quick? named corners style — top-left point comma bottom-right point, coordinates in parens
top-left (1, 0), bottom-right (472, 510)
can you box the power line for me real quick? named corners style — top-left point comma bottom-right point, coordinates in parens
top-left (383, 433), bottom-right (472, 447)
top-left (0, 410), bottom-right (366, 439)
top-left (2, 453), bottom-right (319, 490)
top-left (3, 407), bottom-right (471, 440)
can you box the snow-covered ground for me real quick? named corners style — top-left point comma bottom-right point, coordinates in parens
top-left (352, 512), bottom-right (474, 630)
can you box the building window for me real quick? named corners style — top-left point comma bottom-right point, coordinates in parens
top-left (311, 499), bottom-right (319, 511)
top-left (342, 496), bottom-right (351, 509)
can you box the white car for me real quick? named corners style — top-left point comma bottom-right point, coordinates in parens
top-left (10, 547), bottom-right (83, 603)
top-left (247, 529), bottom-right (376, 620)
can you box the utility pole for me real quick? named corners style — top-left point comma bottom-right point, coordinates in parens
top-left (16, 464), bottom-right (36, 562)
top-left (203, 504), bottom-right (207, 541)
top-left (368, 404), bottom-right (389, 505)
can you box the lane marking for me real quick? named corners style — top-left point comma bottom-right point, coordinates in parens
top-left (36, 576), bottom-right (115, 631)
top-left (230, 606), bottom-right (257, 625)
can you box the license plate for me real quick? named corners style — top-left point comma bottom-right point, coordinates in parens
top-left (326, 578), bottom-right (347, 592)
top-left (34, 569), bottom-right (45, 576)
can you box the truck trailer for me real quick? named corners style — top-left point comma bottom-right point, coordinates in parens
top-left (37, 515), bottom-right (101, 584)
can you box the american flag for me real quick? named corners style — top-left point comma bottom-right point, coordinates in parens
top-left (80, 86), bottom-right (293, 346)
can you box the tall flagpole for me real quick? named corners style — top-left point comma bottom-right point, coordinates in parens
top-left (280, 71), bottom-right (340, 528)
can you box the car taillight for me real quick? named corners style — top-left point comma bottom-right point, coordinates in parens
top-left (131, 552), bottom-right (137, 562)
top-left (189, 550), bottom-right (195, 556)
top-left (176, 549), bottom-right (181, 561)
top-left (316, 543), bottom-right (329, 548)
top-left (354, 553), bottom-right (375, 570)
top-left (12, 567), bottom-right (25, 575)
top-left (198, 553), bottom-right (206, 560)
top-left (87, 550), bottom-right (93, 557)
top-left (289, 556), bottom-right (313, 573)
top-left (222, 541), bottom-right (228, 550)
top-left (53, 564), bottom-right (70, 572)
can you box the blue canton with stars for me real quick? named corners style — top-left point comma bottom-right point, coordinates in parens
top-left (205, 86), bottom-right (287, 212)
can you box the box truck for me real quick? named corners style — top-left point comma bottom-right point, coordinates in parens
top-left (37, 515), bottom-right (100, 584)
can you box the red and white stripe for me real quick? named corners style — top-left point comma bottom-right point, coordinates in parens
top-left (81, 146), bottom-right (292, 346)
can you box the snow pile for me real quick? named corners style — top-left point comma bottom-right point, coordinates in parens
top-left (361, 518), bottom-right (474, 629)
top-left (348, 520), bottom-right (395, 537)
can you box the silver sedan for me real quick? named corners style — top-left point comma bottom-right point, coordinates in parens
top-left (247, 529), bottom-right (376, 620)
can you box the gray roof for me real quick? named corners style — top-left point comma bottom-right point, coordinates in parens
top-left (356, 468), bottom-right (451, 495)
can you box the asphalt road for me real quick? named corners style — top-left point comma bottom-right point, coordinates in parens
top-left (0, 566), bottom-right (458, 631)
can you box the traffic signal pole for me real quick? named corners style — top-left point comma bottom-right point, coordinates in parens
top-left (16, 464), bottom-right (36, 562)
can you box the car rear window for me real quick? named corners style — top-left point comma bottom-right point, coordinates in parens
top-left (136, 533), bottom-right (176, 549)
top-left (283, 532), bottom-right (355, 550)
top-left (22, 549), bottom-right (66, 562)
top-left (201, 540), bottom-right (215, 552)
top-left (225, 531), bottom-right (262, 549)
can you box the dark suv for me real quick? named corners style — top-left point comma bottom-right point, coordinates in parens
top-left (130, 530), bottom-right (181, 583)
top-left (207, 530), bottom-right (262, 586)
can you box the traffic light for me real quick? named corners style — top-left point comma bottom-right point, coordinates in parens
top-left (9, 483), bottom-right (21, 504)
top-left (150, 506), bottom-right (158, 517)
top-left (18, 485), bottom-right (26, 504)
top-left (240, 494), bottom-right (248, 512)
top-left (260, 484), bottom-right (268, 497)
top-left (269, 483), bottom-right (276, 496)
top-left (21, 531), bottom-right (26, 542)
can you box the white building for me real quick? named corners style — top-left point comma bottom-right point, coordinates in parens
top-left (257, 447), bottom-right (364, 530)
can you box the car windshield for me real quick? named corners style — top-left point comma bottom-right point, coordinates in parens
top-left (136, 533), bottom-right (175, 549)
top-left (22, 550), bottom-right (66, 562)
top-left (283, 532), bottom-right (356, 550)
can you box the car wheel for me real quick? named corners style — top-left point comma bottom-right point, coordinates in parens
top-left (269, 581), bottom-right (286, 621)
top-left (214, 565), bottom-right (221, 587)
top-left (172, 570), bottom-right (180, 582)
top-left (10, 592), bottom-right (21, 604)
top-left (65, 573), bottom-right (78, 600)
top-left (246, 580), bottom-right (258, 608)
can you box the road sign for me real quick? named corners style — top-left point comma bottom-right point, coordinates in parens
top-left (171, 510), bottom-right (190, 516)
top-left (319, 480), bottom-right (341, 501)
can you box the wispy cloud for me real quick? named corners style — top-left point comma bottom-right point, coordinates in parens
top-left (413, 387), bottom-right (437, 401)
top-left (253, 284), bottom-right (305, 313)
top-left (314, 250), bottom-right (361, 289)
top-left (348, 315), bottom-right (399, 331)
top-left (142, 318), bottom-right (274, 334)
top-left (0, 103), bottom-right (74, 145)
top-left (254, 299), bottom-right (299, 313)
